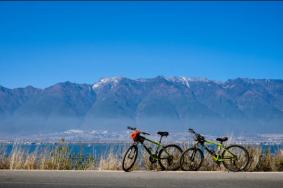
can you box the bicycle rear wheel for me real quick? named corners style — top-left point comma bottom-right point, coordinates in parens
top-left (122, 145), bottom-right (138, 172)
top-left (180, 148), bottom-right (204, 171)
top-left (222, 145), bottom-right (250, 172)
top-left (158, 144), bottom-right (183, 171)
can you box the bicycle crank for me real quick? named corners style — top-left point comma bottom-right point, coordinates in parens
top-left (149, 155), bottom-right (157, 163)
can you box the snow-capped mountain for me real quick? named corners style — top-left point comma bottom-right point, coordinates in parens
top-left (0, 76), bottom-right (283, 136)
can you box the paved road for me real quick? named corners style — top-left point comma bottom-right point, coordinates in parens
top-left (0, 170), bottom-right (282, 188)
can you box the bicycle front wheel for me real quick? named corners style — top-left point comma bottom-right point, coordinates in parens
top-left (158, 144), bottom-right (183, 171)
top-left (222, 145), bottom-right (250, 172)
top-left (180, 148), bottom-right (204, 171)
top-left (122, 145), bottom-right (138, 172)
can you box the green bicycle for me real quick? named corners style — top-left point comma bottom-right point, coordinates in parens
top-left (180, 128), bottom-right (250, 172)
top-left (122, 126), bottom-right (183, 172)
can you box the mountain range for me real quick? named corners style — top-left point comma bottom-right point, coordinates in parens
top-left (0, 76), bottom-right (283, 136)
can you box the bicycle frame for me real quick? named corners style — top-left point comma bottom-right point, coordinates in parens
top-left (193, 139), bottom-right (231, 163)
top-left (135, 136), bottom-right (167, 161)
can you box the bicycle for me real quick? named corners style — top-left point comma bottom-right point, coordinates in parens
top-left (122, 126), bottom-right (183, 172)
top-left (180, 128), bottom-right (250, 172)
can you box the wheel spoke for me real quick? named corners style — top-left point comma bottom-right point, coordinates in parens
top-left (158, 145), bottom-right (182, 171)
top-left (222, 145), bottom-right (249, 172)
top-left (122, 145), bottom-right (138, 172)
top-left (180, 148), bottom-right (203, 171)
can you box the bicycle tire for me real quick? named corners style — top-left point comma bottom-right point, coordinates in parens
top-left (122, 144), bottom-right (138, 172)
top-left (158, 144), bottom-right (183, 171)
top-left (180, 148), bottom-right (204, 171)
top-left (222, 144), bottom-right (250, 172)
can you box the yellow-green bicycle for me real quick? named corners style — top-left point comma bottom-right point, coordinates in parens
top-left (180, 128), bottom-right (250, 172)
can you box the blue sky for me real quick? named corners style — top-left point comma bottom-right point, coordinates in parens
top-left (0, 1), bottom-right (282, 88)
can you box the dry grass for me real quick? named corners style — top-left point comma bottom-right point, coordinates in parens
top-left (99, 152), bottom-right (121, 170)
top-left (0, 141), bottom-right (282, 171)
top-left (247, 146), bottom-right (283, 172)
top-left (0, 139), bottom-right (96, 170)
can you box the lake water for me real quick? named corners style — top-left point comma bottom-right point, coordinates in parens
top-left (0, 143), bottom-right (131, 159)
top-left (0, 143), bottom-right (282, 159)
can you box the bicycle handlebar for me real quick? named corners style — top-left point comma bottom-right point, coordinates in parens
top-left (127, 126), bottom-right (150, 135)
top-left (188, 128), bottom-right (196, 134)
top-left (127, 126), bottom-right (136, 131)
top-left (188, 128), bottom-right (205, 142)
top-left (141, 132), bottom-right (150, 135)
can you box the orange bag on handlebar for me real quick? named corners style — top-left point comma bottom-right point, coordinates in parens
top-left (131, 130), bottom-right (141, 141)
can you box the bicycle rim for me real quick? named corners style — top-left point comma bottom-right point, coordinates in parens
top-left (158, 144), bottom-right (183, 171)
top-left (122, 145), bottom-right (138, 172)
top-left (222, 145), bottom-right (250, 172)
top-left (180, 148), bottom-right (204, 171)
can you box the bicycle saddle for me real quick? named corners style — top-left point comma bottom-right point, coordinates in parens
top-left (157, 131), bottom-right (169, 137)
top-left (216, 137), bottom-right (228, 142)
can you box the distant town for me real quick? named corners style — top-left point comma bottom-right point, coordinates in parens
top-left (1, 129), bottom-right (283, 146)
